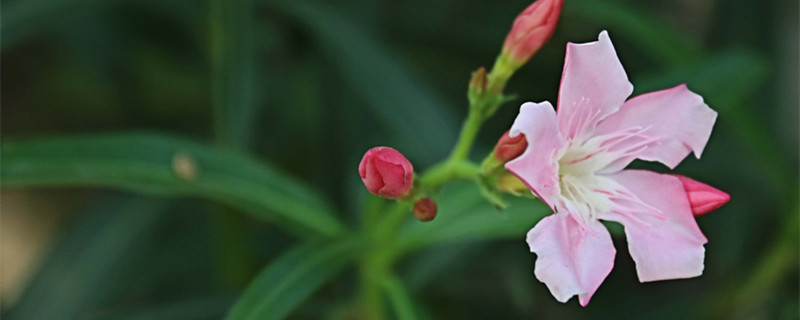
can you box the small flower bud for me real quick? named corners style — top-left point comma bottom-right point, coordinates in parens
top-left (413, 198), bottom-right (437, 222)
top-left (469, 67), bottom-right (488, 94)
top-left (497, 173), bottom-right (530, 196)
top-left (501, 0), bottom-right (563, 68)
top-left (358, 147), bottom-right (414, 199)
top-left (494, 131), bottom-right (528, 163)
top-left (675, 175), bottom-right (730, 216)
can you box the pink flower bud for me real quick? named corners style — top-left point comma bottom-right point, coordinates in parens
top-left (358, 147), bottom-right (414, 199)
top-left (413, 198), bottom-right (437, 222)
top-left (675, 175), bottom-right (730, 216)
top-left (501, 0), bottom-right (563, 67)
top-left (494, 131), bottom-right (528, 163)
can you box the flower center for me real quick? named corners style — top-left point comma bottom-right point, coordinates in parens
top-left (555, 141), bottom-right (614, 223)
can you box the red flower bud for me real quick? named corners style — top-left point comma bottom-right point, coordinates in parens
top-left (501, 0), bottom-right (563, 67)
top-left (494, 131), bottom-right (528, 162)
top-left (358, 147), bottom-right (414, 199)
top-left (413, 198), bottom-right (437, 222)
top-left (675, 175), bottom-right (730, 216)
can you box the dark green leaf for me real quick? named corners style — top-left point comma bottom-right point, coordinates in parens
top-left (1, 133), bottom-right (346, 238)
top-left (210, 0), bottom-right (258, 149)
top-left (225, 237), bottom-right (362, 320)
top-left (268, 0), bottom-right (458, 164)
top-left (566, 0), bottom-right (701, 68)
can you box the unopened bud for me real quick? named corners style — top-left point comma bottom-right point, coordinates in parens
top-left (358, 147), bottom-right (414, 199)
top-left (413, 198), bottom-right (437, 222)
top-left (497, 173), bottom-right (530, 196)
top-left (501, 0), bottom-right (563, 68)
top-left (494, 131), bottom-right (528, 162)
top-left (469, 67), bottom-right (488, 94)
top-left (674, 175), bottom-right (730, 216)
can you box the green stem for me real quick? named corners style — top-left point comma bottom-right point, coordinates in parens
top-left (357, 52), bottom-right (517, 319)
top-left (358, 203), bottom-right (410, 319)
top-left (448, 110), bottom-right (484, 162)
top-left (420, 160), bottom-right (480, 191)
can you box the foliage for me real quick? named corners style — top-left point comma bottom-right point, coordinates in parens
top-left (1, 0), bottom-right (797, 319)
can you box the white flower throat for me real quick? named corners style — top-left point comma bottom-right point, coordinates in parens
top-left (554, 127), bottom-right (660, 224)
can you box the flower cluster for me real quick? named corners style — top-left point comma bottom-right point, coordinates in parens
top-left (357, 0), bottom-right (729, 306)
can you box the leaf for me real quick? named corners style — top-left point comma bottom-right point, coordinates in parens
top-left (1, 133), bottom-right (346, 238)
top-left (210, 0), bottom-right (258, 149)
top-left (566, 0), bottom-right (701, 68)
top-left (396, 182), bottom-right (550, 253)
top-left (383, 274), bottom-right (419, 320)
top-left (5, 196), bottom-right (169, 320)
top-left (88, 294), bottom-right (236, 320)
top-left (268, 0), bottom-right (458, 164)
top-left (225, 237), bottom-right (362, 320)
top-left (2, 0), bottom-right (201, 50)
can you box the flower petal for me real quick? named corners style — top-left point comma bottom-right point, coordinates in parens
top-left (527, 213), bottom-right (615, 306)
top-left (505, 101), bottom-right (564, 209)
top-left (595, 84), bottom-right (717, 172)
top-left (557, 30), bottom-right (633, 141)
top-left (600, 170), bottom-right (707, 282)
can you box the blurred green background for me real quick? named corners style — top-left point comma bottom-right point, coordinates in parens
top-left (1, 0), bottom-right (798, 319)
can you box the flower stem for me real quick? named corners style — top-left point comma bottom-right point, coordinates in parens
top-left (357, 53), bottom-right (517, 319)
top-left (448, 110), bottom-right (484, 162)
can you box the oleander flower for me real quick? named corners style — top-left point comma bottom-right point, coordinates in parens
top-left (505, 31), bottom-right (724, 306)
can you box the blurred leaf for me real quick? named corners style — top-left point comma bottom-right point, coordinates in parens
top-left (225, 237), bottom-right (361, 320)
top-left (1, 133), bottom-right (346, 238)
top-left (268, 0), bottom-right (458, 164)
top-left (2, 0), bottom-right (201, 49)
top-left (4, 196), bottom-right (168, 320)
top-left (210, 0), bottom-right (258, 149)
top-left (396, 182), bottom-right (549, 253)
top-left (566, 0), bottom-right (701, 68)
top-left (89, 294), bottom-right (236, 320)
top-left (383, 274), bottom-right (418, 320)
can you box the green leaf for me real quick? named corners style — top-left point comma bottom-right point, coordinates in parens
top-left (383, 275), bottom-right (418, 320)
top-left (268, 0), bottom-right (458, 164)
top-left (88, 294), bottom-right (236, 320)
top-left (225, 237), bottom-right (362, 320)
top-left (2, 0), bottom-right (199, 50)
top-left (209, 0), bottom-right (258, 149)
top-left (1, 133), bottom-right (346, 238)
top-left (396, 182), bottom-right (549, 253)
top-left (566, 0), bottom-right (701, 68)
top-left (5, 196), bottom-right (169, 320)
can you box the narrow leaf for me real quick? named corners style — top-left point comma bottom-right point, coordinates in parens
top-left (209, 0), bottom-right (258, 149)
top-left (1, 133), bottom-right (346, 238)
top-left (269, 0), bottom-right (458, 164)
top-left (225, 237), bottom-right (361, 320)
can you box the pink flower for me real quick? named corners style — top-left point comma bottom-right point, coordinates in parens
top-left (674, 175), bottom-right (730, 216)
top-left (359, 147), bottom-right (414, 199)
top-left (501, 0), bottom-right (563, 68)
top-left (505, 31), bottom-right (720, 306)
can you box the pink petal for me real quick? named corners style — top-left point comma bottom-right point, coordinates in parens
top-left (557, 31), bottom-right (633, 141)
top-left (527, 213), bottom-right (615, 306)
top-left (600, 170), bottom-right (707, 282)
top-left (505, 102), bottom-right (564, 209)
top-left (595, 84), bottom-right (717, 172)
